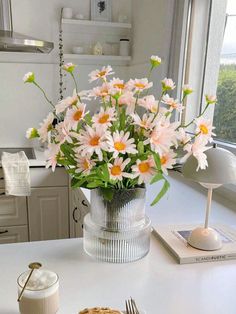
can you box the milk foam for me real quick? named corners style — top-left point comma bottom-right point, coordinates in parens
top-left (18, 269), bottom-right (59, 298)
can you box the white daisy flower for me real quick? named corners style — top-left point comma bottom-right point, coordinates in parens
top-left (64, 103), bottom-right (87, 130)
top-left (38, 112), bottom-right (54, 143)
top-left (106, 130), bottom-right (138, 158)
top-left (55, 89), bottom-right (78, 114)
top-left (132, 156), bottom-right (156, 185)
top-left (127, 78), bottom-right (153, 92)
top-left (194, 117), bottom-right (215, 141)
top-left (23, 72), bottom-right (34, 83)
top-left (75, 155), bottom-right (96, 175)
top-left (131, 113), bottom-right (155, 130)
top-left (160, 150), bottom-right (176, 175)
top-left (108, 157), bottom-right (133, 181)
top-left (89, 65), bottom-right (114, 82)
top-left (161, 78), bottom-right (176, 91)
top-left (74, 126), bottom-right (108, 161)
top-left (92, 107), bottom-right (116, 130)
top-left (45, 143), bottom-right (61, 172)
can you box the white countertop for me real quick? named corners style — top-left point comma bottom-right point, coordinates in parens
top-left (0, 148), bottom-right (46, 167)
top-left (0, 234), bottom-right (236, 314)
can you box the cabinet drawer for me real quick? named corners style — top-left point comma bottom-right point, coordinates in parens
top-left (0, 190), bottom-right (27, 226)
top-left (30, 168), bottom-right (69, 187)
top-left (0, 225), bottom-right (28, 244)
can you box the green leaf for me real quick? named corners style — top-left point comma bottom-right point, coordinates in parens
top-left (137, 141), bottom-right (144, 155)
top-left (152, 151), bottom-right (161, 170)
top-left (86, 181), bottom-right (103, 188)
top-left (100, 188), bottom-right (114, 201)
top-left (120, 107), bottom-right (126, 130)
top-left (151, 179), bottom-right (170, 206)
top-left (84, 113), bottom-right (92, 126)
top-left (150, 172), bottom-right (163, 184)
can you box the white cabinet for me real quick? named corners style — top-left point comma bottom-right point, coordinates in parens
top-left (70, 188), bottom-right (90, 238)
top-left (0, 191), bottom-right (28, 244)
top-left (0, 225), bottom-right (28, 244)
top-left (28, 187), bottom-right (69, 241)
top-left (0, 167), bottom-right (70, 244)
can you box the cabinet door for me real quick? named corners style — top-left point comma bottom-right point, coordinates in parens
top-left (0, 190), bottom-right (27, 227)
top-left (28, 187), bottom-right (69, 241)
top-left (70, 188), bottom-right (90, 238)
top-left (0, 225), bottom-right (28, 244)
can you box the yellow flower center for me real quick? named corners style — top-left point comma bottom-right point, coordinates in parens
top-left (114, 141), bottom-right (126, 151)
top-left (97, 70), bottom-right (106, 77)
top-left (111, 165), bottom-right (122, 176)
top-left (90, 136), bottom-right (100, 146)
top-left (199, 124), bottom-right (208, 134)
top-left (71, 98), bottom-right (78, 106)
top-left (114, 83), bottom-right (125, 89)
top-left (73, 110), bottom-right (83, 121)
top-left (161, 156), bottom-right (167, 165)
top-left (100, 88), bottom-right (109, 97)
top-left (138, 162), bottom-right (150, 173)
top-left (135, 83), bottom-right (145, 89)
top-left (99, 114), bottom-right (109, 124)
top-left (83, 160), bottom-right (90, 170)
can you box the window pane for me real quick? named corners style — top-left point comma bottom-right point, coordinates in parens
top-left (213, 1), bottom-right (236, 145)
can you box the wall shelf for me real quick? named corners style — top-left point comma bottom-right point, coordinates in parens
top-left (64, 54), bottom-right (131, 65)
top-left (61, 18), bottom-right (132, 29)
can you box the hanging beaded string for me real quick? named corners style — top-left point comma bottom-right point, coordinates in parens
top-left (59, 8), bottom-right (66, 101)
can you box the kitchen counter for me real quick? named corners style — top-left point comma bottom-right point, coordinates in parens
top-left (1, 235), bottom-right (236, 314)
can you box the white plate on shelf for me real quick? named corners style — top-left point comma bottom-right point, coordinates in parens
top-left (122, 311), bottom-right (146, 314)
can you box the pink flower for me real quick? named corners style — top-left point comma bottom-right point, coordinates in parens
top-left (108, 157), bottom-right (133, 181)
top-left (91, 82), bottom-right (111, 98)
top-left (45, 143), bottom-right (60, 172)
top-left (127, 78), bottom-right (153, 92)
top-left (106, 130), bottom-right (138, 158)
top-left (92, 107), bottom-right (116, 130)
top-left (74, 126), bottom-right (108, 161)
top-left (182, 84), bottom-right (193, 95)
top-left (75, 155), bottom-right (96, 175)
top-left (182, 137), bottom-right (210, 171)
top-left (55, 89), bottom-right (78, 114)
top-left (131, 113), bottom-right (155, 130)
top-left (132, 156), bottom-right (156, 184)
top-left (62, 63), bottom-right (76, 73)
top-left (64, 103), bottom-right (87, 130)
top-left (194, 117), bottom-right (215, 141)
top-left (177, 128), bottom-right (191, 145)
top-left (205, 94), bottom-right (217, 104)
top-left (162, 94), bottom-right (184, 112)
top-left (138, 95), bottom-right (159, 113)
top-left (109, 78), bottom-right (127, 94)
top-left (38, 112), bottom-right (54, 143)
top-left (89, 65), bottom-right (114, 82)
top-left (55, 121), bottom-right (73, 144)
top-left (145, 117), bottom-right (179, 155)
top-left (118, 91), bottom-right (136, 114)
top-left (150, 55), bottom-right (162, 67)
top-left (160, 150), bottom-right (176, 175)
top-left (161, 78), bottom-right (176, 91)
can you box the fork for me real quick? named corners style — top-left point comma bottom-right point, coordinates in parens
top-left (125, 298), bottom-right (140, 314)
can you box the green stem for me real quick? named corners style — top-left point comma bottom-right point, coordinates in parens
top-left (33, 82), bottom-right (55, 108)
top-left (70, 72), bottom-right (81, 102)
top-left (180, 103), bottom-right (209, 129)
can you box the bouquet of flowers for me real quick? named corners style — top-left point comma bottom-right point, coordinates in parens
top-left (25, 56), bottom-right (216, 205)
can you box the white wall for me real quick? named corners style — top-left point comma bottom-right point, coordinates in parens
top-left (0, 0), bottom-right (131, 147)
top-left (129, 0), bottom-right (175, 95)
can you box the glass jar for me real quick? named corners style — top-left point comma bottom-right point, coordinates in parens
top-left (119, 39), bottom-right (130, 56)
top-left (83, 188), bottom-right (151, 263)
top-left (17, 269), bottom-right (59, 314)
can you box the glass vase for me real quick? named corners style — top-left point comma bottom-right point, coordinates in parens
top-left (83, 187), bottom-right (151, 263)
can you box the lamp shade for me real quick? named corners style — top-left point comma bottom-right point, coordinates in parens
top-left (182, 146), bottom-right (236, 185)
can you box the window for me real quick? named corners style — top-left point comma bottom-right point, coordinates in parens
top-left (213, 0), bottom-right (236, 145)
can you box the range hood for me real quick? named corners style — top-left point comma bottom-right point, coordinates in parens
top-left (0, 0), bottom-right (53, 53)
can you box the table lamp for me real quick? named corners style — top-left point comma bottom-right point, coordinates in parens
top-left (182, 145), bottom-right (236, 251)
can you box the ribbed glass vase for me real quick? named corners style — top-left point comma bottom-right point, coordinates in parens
top-left (83, 188), bottom-right (151, 263)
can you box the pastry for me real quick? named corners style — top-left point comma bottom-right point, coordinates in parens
top-left (79, 307), bottom-right (122, 314)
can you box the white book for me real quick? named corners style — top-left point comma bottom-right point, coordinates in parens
top-left (152, 224), bottom-right (236, 264)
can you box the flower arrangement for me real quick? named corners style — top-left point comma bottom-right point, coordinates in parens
top-left (24, 56), bottom-right (216, 205)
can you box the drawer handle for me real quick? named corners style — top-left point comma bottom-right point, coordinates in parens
top-left (0, 192), bottom-right (5, 196)
top-left (82, 200), bottom-right (88, 207)
top-left (72, 207), bottom-right (78, 223)
top-left (0, 230), bottom-right (8, 235)
top-left (0, 177), bottom-right (4, 180)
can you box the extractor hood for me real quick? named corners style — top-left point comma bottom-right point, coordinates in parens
top-left (0, 0), bottom-right (53, 53)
